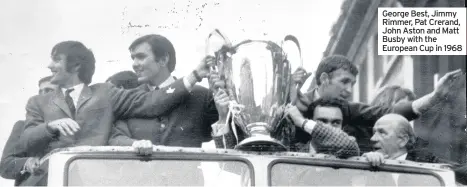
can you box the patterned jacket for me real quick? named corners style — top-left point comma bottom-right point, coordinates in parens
top-left (213, 122), bottom-right (360, 159)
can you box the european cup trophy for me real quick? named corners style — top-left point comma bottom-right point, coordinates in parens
top-left (206, 29), bottom-right (301, 152)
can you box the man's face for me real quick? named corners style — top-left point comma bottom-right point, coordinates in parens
top-left (48, 54), bottom-right (74, 86)
top-left (321, 69), bottom-right (356, 100)
top-left (370, 121), bottom-right (402, 155)
top-left (130, 42), bottom-right (165, 84)
top-left (39, 81), bottom-right (58, 95)
top-left (312, 105), bottom-right (343, 129)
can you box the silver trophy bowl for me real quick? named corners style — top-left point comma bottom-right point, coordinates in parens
top-left (206, 30), bottom-right (298, 152)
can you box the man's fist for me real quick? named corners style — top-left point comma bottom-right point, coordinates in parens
top-left (284, 104), bottom-right (306, 127)
top-left (434, 69), bottom-right (464, 100)
top-left (362, 151), bottom-right (388, 167)
top-left (47, 118), bottom-right (80, 136)
top-left (292, 67), bottom-right (312, 86)
top-left (209, 72), bottom-right (226, 90)
top-left (195, 56), bottom-right (216, 79)
top-left (214, 89), bottom-right (230, 122)
top-left (23, 157), bottom-right (40, 174)
top-left (132, 140), bottom-right (153, 156)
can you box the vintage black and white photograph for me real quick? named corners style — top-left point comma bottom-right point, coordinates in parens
top-left (0, 0), bottom-right (466, 186)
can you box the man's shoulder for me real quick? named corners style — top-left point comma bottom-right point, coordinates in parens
top-left (88, 82), bottom-right (114, 90)
top-left (86, 83), bottom-right (121, 96)
top-left (27, 93), bottom-right (52, 105)
top-left (407, 148), bottom-right (439, 163)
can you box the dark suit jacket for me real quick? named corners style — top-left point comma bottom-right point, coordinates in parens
top-left (298, 88), bottom-right (419, 153)
top-left (363, 146), bottom-right (467, 186)
top-left (0, 120), bottom-right (33, 186)
top-left (108, 84), bottom-right (218, 147)
top-left (17, 80), bottom-right (190, 185)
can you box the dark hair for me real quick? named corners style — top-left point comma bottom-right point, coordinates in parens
top-left (304, 96), bottom-right (350, 127)
top-left (315, 55), bottom-right (358, 85)
top-left (371, 85), bottom-right (416, 110)
top-left (38, 75), bottom-right (53, 86)
top-left (106, 71), bottom-right (140, 89)
top-left (129, 34), bottom-right (176, 73)
top-left (51, 41), bottom-right (96, 84)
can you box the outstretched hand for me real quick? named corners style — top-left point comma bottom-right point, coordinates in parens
top-left (434, 69), bottom-right (464, 99)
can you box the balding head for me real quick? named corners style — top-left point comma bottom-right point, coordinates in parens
top-left (370, 114), bottom-right (416, 158)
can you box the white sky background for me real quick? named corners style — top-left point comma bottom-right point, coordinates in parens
top-left (0, 0), bottom-right (343, 185)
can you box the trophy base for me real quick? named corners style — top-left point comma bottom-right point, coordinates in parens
top-left (235, 135), bottom-right (287, 152)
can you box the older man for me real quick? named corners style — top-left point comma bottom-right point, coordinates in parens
top-left (363, 114), bottom-right (466, 185)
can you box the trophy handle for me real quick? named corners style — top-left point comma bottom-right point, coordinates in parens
top-left (205, 29), bottom-right (233, 92)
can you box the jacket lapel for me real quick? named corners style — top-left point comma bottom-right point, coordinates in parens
top-left (53, 89), bottom-right (73, 118)
top-left (76, 85), bottom-right (92, 112)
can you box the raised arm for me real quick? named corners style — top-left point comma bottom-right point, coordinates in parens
top-left (109, 78), bottom-right (189, 118)
top-left (286, 105), bottom-right (360, 158)
top-left (301, 120), bottom-right (360, 158)
top-left (111, 56), bottom-right (214, 119)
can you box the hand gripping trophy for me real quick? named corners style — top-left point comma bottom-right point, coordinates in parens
top-left (205, 29), bottom-right (303, 152)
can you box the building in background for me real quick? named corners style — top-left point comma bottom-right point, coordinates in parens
top-left (323, 0), bottom-right (466, 163)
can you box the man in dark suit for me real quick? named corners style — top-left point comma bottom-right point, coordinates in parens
top-left (363, 114), bottom-right (467, 185)
top-left (108, 34), bottom-right (218, 151)
top-left (107, 35), bottom-right (219, 186)
top-left (17, 40), bottom-right (213, 185)
top-left (292, 55), bottom-right (464, 153)
top-left (0, 76), bottom-right (58, 186)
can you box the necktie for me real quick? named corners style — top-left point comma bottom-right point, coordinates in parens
top-left (65, 88), bottom-right (76, 119)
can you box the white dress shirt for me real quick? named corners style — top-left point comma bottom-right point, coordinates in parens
top-left (148, 76), bottom-right (176, 90)
top-left (61, 83), bottom-right (84, 107)
top-left (392, 153), bottom-right (408, 186)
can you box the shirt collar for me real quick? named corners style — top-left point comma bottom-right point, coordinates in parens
top-left (61, 83), bottom-right (84, 106)
top-left (148, 76), bottom-right (176, 90)
top-left (395, 153), bottom-right (408, 160)
top-left (313, 89), bottom-right (320, 101)
top-left (61, 83), bottom-right (84, 95)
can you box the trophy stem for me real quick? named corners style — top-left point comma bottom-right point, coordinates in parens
top-left (235, 122), bottom-right (287, 152)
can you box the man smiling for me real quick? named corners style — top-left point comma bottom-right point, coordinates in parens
top-left (17, 40), bottom-right (213, 185)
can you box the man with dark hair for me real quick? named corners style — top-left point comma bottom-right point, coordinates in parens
top-left (107, 34), bottom-right (219, 186)
top-left (292, 55), bottom-right (464, 153)
top-left (109, 34), bottom-right (218, 153)
top-left (0, 76), bottom-right (58, 186)
top-left (212, 83), bottom-right (359, 158)
top-left (38, 76), bottom-right (57, 95)
top-left (106, 71), bottom-right (139, 89)
top-left (363, 114), bottom-right (467, 185)
top-left (17, 40), bottom-right (213, 185)
top-left (285, 97), bottom-right (359, 158)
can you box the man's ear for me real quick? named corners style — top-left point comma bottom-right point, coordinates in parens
top-left (158, 54), bottom-right (169, 67)
top-left (319, 72), bottom-right (330, 85)
top-left (398, 134), bottom-right (409, 148)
